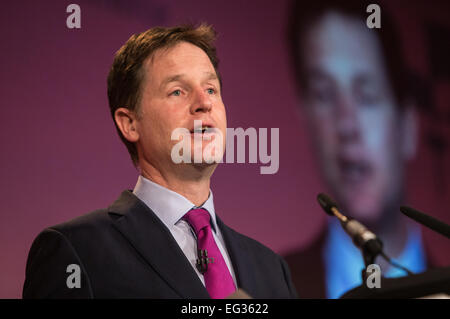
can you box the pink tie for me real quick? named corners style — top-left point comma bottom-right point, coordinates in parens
top-left (183, 208), bottom-right (236, 299)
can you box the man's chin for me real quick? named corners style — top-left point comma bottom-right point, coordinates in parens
top-left (190, 148), bottom-right (224, 166)
top-left (182, 160), bottom-right (219, 173)
top-left (333, 188), bottom-right (382, 222)
top-left (191, 161), bottom-right (219, 168)
top-left (343, 202), bottom-right (384, 226)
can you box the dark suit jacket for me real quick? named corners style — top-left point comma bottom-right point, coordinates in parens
top-left (23, 190), bottom-right (298, 299)
top-left (283, 232), bottom-right (327, 299)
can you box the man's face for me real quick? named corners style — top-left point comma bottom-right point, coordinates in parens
top-left (135, 41), bottom-right (227, 173)
top-left (299, 13), bottom-right (411, 224)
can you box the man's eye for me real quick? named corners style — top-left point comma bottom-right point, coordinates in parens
top-left (357, 87), bottom-right (382, 106)
top-left (309, 87), bottom-right (335, 105)
top-left (170, 90), bottom-right (181, 96)
top-left (207, 88), bottom-right (215, 95)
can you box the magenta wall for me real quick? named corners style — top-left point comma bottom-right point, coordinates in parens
top-left (1, 0), bottom-right (449, 298)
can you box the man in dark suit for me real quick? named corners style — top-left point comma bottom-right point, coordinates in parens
top-left (284, 0), bottom-right (430, 298)
top-left (23, 24), bottom-right (298, 299)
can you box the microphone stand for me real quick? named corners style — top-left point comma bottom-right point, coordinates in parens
top-left (317, 193), bottom-right (413, 281)
top-left (329, 207), bottom-right (380, 280)
top-left (338, 217), bottom-right (383, 281)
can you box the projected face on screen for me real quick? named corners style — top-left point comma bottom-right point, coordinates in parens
top-left (300, 12), bottom-right (415, 224)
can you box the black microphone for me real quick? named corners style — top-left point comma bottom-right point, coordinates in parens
top-left (317, 193), bottom-right (383, 262)
top-left (400, 206), bottom-right (450, 239)
top-left (317, 193), bottom-right (339, 217)
top-left (317, 193), bottom-right (413, 276)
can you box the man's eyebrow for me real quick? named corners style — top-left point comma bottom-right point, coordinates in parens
top-left (305, 67), bottom-right (330, 79)
top-left (354, 73), bottom-right (377, 86)
top-left (204, 72), bottom-right (218, 81)
top-left (160, 74), bottom-right (185, 89)
top-left (160, 72), bottom-right (219, 90)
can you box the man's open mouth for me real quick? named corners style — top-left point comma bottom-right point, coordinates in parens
top-left (338, 157), bottom-right (373, 185)
top-left (191, 126), bottom-right (212, 134)
top-left (190, 123), bottom-right (216, 135)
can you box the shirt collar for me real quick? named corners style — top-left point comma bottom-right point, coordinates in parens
top-left (132, 175), bottom-right (219, 233)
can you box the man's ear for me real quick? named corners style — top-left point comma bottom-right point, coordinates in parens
top-left (114, 107), bottom-right (140, 143)
top-left (401, 102), bottom-right (418, 161)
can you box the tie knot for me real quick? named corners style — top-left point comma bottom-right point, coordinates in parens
top-left (183, 208), bottom-right (211, 236)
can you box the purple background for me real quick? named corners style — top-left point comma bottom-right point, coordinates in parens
top-left (1, 0), bottom-right (450, 298)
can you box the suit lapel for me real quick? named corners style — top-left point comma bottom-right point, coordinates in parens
top-left (108, 190), bottom-right (210, 299)
top-left (216, 216), bottom-right (259, 297)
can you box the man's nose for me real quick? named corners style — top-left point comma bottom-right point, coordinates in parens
top-left (190, 89), bottom-right (213, 114)
top-left (335, 94), bottom-right (360, 143)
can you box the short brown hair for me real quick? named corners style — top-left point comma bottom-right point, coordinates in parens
top-left (107, 24), bottom-right (221, 167)
top-left (287, 0), bottom-right (413, 110)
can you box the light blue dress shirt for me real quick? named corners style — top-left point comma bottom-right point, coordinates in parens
top-left (132, 175), bottom-right (237, 287)
top-left (324, 218), bottom-right (427, 299)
